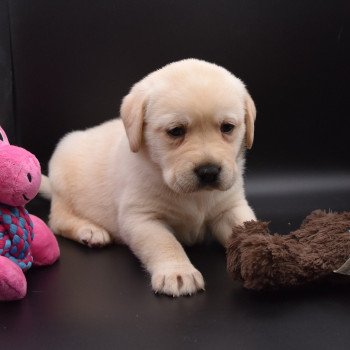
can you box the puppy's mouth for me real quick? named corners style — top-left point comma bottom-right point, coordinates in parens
top-left (197, 182), bottom-right (220, 191)
top-left (173, 180), bottom-right (221, 194)
top-left (196, 173), bottom-right (236, 192)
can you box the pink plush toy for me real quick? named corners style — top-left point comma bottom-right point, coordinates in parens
top-left (0, 126), bottom-right (60, 301)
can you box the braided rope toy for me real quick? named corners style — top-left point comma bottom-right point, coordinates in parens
top-left (0, 206), bottom-right (34, 271)
top-left (0, 126), bottom-right (60, 301)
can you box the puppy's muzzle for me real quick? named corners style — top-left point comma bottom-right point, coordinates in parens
top-left (194, 164), bottom-right (221, 187)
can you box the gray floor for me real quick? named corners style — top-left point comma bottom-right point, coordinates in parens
top-left (1, 171), bottom-right (350, 349)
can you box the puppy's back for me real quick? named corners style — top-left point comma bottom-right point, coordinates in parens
top-left (48, 119), bottom-right (124, 197)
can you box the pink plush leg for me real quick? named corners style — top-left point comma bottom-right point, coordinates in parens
top-left (30, 215), bottom-right (60, 266)
top-left (0, 256), bottom-right (27, 301)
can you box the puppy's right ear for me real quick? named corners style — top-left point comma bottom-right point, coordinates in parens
top-left (120, 87), bottom-right (147, 153)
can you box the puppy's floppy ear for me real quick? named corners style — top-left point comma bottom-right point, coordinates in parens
top-left (120, 86), bottom-right (147, 153)
top-left (244, 92), bottom-right (256, 149)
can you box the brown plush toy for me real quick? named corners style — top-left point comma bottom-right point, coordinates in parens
top-left (227, 210), bottom-right (350, 290)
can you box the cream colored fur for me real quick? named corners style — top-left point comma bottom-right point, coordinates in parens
top-left (43, 59), bottom-right (256, 297)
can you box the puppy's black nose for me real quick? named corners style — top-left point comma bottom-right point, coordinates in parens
top-left (195, 164), bottom-right (221, 185)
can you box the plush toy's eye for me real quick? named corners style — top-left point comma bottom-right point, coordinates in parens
top-left (27, 173), bottom-right (32, 182)
top-left (220, 123), bottom-right (235, 134)
top-left (0, 132), bottom-right (3, 141)
top-left (167, 126), bottom-right (186, 138)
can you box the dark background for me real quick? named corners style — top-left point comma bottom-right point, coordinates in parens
top-left (0, 1), bottom-right (350, 349)
top-left (2, 0), bottom-right (349, 171)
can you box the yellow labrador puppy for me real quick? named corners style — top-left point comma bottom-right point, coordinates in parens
top-left (42, 59), bottom-right (256, 296)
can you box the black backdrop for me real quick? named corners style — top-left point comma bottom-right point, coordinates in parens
top-left (2, 0), bottom-right (349, 172)
top-left (0, 0), bottom-right (14, 139)
top-left (1, 2), bottom-right (350, 349)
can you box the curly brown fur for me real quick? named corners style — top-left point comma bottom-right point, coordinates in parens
top-left (227, 210), bottom-right (350, 290)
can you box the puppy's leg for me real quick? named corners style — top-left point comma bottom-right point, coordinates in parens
top-left (211, 199), bottom-right (256, 247)
top-left (121, 218), bottom-right (204, 297)
top-left (49, 197), bottom-right (112, 247)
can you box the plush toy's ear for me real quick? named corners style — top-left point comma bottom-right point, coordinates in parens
top-left (244, 92), bottom-right (256, 149)
top-left (0, 126), bottom-right (10, 145)
top-left (120, 86), bottom-right (148, 153)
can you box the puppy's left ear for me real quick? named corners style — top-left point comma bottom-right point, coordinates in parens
top-left (244, 92), bottom-right (256, 149)
top-left (120, 86), bottom-right (147, 153)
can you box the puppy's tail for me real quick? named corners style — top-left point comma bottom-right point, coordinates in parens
top-left (39, 175), bottom-right (52, 200)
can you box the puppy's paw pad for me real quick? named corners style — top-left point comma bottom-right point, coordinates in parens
top-left (152, 265), bottom-right (205, 297)
top-left (77, 226), bottom-right (112, 248)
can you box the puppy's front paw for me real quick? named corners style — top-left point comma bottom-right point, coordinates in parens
top-left (77, 225), bottom-right (112, 248)
top-left (151, 264), bottom-right (205, 297)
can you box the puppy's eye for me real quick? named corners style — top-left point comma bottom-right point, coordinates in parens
top-left (167, 126), bottom-right (186, 138)
top-left (220, 123), bottom-right (235, 134)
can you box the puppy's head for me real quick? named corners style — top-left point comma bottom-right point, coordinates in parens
top-left (121, 59), bottom-right (256, 193)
